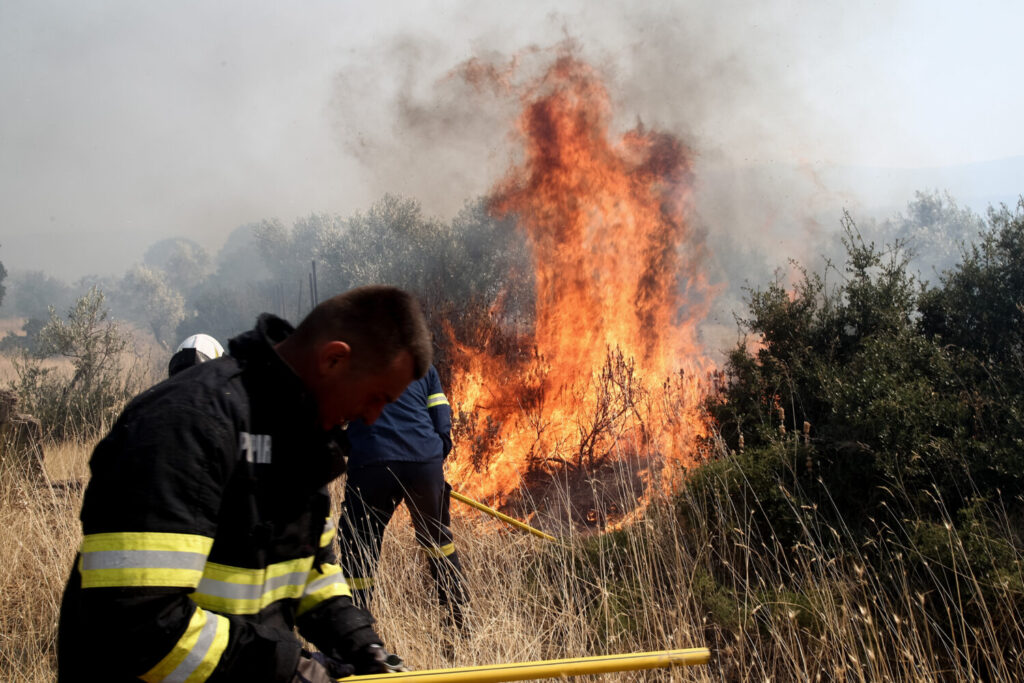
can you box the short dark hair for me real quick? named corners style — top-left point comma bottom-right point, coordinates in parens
top-left (293, 285), bottom-right (431, 379)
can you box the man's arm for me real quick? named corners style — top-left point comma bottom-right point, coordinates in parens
top-left (294, 515), bottom-right (389, 672)
top-left (424, 367), bottom-right (453, 457)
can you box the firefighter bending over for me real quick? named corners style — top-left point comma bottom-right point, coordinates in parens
top-left (338, 363), bottom-right (470, 634)
top-left (58, 285), bottom-right (430, 682)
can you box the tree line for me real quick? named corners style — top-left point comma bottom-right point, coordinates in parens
top-left (0, 194), bottom-right (532, 356)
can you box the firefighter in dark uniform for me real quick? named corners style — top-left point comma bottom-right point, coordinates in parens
top-left (338, 364), bottom-right (469, 633)
top-left (58, 286), bottom-right (431, 683)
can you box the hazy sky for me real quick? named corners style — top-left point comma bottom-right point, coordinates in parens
top-left (2, 0), bottom-right (1022, 279)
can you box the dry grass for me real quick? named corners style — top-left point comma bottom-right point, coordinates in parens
top-left (2, 429), bottom-right (1022, 681)
top-left (330, 491), bottom-right (713, 681)
top-left (335, 449), bottom-right (1023, 682)
top-left (0, 439), bottom-right (91, 682)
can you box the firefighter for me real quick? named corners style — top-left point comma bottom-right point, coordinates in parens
top-left (58, 285), bottom-right (431, 682)
top-left (167, 333), bottom-right (224, 377)
top-left (338, 364), bottom-right (470, 635)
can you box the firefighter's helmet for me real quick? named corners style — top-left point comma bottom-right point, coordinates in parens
top-left (168, 333), bottom-right (224, 377)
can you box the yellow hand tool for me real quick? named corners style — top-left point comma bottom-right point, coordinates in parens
top-left (449, 489), bottom-right (557, 542)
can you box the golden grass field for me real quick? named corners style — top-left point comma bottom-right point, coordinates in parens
top-left (0, 437), bottom-right (708, 682)
top-left (3, 432), bottom-right (1022, 681)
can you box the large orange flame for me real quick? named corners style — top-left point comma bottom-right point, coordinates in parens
top-left (445, 53), bottom-right (716, 516)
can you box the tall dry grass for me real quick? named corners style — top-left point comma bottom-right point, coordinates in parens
top-left (672, 444), bottom-right (1024, 681)
top-left (0, 439), bottom-right (91, 681)
top-left (359, 442), bottom-right (1024, 681)
top-left (2, 385), bottom-right (1022, 680)
top-left (325, 468), bottom-right (714, 681)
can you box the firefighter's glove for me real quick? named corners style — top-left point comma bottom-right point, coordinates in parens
top-left (352, 643), bottom-right (410, 674)
top-left (294, 650), bottom-right (354, 682)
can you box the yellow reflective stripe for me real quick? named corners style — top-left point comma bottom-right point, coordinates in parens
top-left (79, 532), bottom-right (213, 589)
top-left (83, 566), bottom-right (205, 588)
top-left (141, 607), bottom-right (228, 683)
top-left (192, 557), bottom-right (315, 615)
top-left (426, 393), bottom-right (449, 408)
top-left (82, 532), bottom-right (214, 554)
top-left (297, 563), bottom-right (351, 615)
top-left (348, 577), bottom-right (374, 590)
top-left (319, 518), bottom-right (335, 548)
top-left (421, 542), bottom-right (456, 559)
top-left (199, 557), bottom-right (313, 583)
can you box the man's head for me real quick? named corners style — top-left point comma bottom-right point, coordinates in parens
top-left (276, 285), bottom-right (432, 429)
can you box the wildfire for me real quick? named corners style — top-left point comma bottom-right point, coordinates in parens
top-left (445, 52), bottom-right (716, 522)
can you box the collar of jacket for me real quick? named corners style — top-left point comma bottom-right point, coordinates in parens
top-left (228, 313), bottom-right (307, 398)
top-left (228, 313), bottom-right (348, 486)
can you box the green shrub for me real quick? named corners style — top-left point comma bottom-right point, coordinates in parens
top-left (684, 201), bottom-right (1024, 665)
top-left (9, 287), bottom-right (153, 441)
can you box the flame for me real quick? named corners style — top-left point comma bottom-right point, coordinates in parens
top-left (445, 53), bottom-right (716, 515)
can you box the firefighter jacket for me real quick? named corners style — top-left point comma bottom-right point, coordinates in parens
top-left (58, 314), bottom-right (381, 683)
top-left (345, 364), bottom-right (451, 466)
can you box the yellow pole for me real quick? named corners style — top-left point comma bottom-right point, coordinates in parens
top-left (449, 490), bottom-right (557, 542)
top-left (345, 648), bottom-right (711, 682)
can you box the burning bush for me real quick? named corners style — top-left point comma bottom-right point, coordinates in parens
top-left (444, 51), bottom-right (716, 516)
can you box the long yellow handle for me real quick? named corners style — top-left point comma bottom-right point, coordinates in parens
top-left (345, 648), bottom-right (711, 682)
top-left (449, 490), bottom-right (557, 542)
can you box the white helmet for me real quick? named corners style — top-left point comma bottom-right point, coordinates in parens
top-left (168, 333), bottom-right (224, 376)
top-left (175, 333), bottom-right (224, 359)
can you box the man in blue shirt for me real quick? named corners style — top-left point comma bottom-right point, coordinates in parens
top-left (338, 365), bottom-right (469, 634)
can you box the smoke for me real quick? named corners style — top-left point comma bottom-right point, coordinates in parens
top-left (3, 0), bottom-right (1019, 295)
top-left (326, 4), bottom-right (901, 355)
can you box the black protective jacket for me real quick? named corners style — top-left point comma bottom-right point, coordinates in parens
top-left (58, 314), bottom-right (380, 682)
